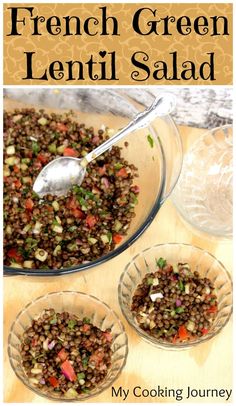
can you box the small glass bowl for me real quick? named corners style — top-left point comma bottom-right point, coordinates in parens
top-left (118, 243), bottom-right (232, 350)
top-left (8, 291), bottom-right (128, 401)
top-left (172, 125), bottom-right (232, 238)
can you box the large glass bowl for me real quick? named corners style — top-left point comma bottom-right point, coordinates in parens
top-left (8, 291), bottom-right (128, 401)
top-left (4, 89), bottom-right (182, 276)
top-left (118, 243), bottom-right (232, 350)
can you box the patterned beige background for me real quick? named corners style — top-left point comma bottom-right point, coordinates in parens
top-left (3, 3), bottom-right (233, 85)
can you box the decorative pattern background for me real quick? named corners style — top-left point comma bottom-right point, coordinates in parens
top-left (4, 3), bottom-right (232, 85)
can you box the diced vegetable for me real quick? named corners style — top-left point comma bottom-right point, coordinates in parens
top-left (5, 156), bottom-right (17, 166)
top-left (68, 320), bottom-right (76, 329)
top-left (5, 225), bottom-right (12, 235)
top-left (178, 280), bottom-right (185, 291)
top-left (77, 372), bottom-right (85, 380)
top-left (57, 122), bottom-right (68, 132)
top-left (178, 325), bottom-right (189, 340)
top-left (23, 261), bottom-right (34, 268)
top-left (112, 233), bottom-right (123, 244)
top-left (7, 248), bottom-right (23, 263)
top-left (114, 219), bottom-right (122, 232)
top-left (57, 145), bottom-right (65, 154)
top-left (6, 145), bottom-right (15, 155)
top-left (58, 348), bottom-right (68, 361)
top-left (25, 198), bottom-right (34, 211)
top-left (116, 167), bottom-right (128, 178)
top-left (53, 245), bottom-right (61, 256)
top-left (35, 248), bottom-right (48, 262)
top-left (52, 201), bottom-right (59, 211)
top-left (61, 360), bottom-right (77, 382)
top-left (48, 143), bottom-right (57, 153)
top-left (184, 283), bottom-right (190, 294)
top-left (48, 376), bottom-right (59, 388)
top-left (156, 257), bottom-right (167, 269)
top-left (52, 224), bottom-right (63, 233)
top-left (38, 117), bottom-right (48, 125)
top-left (88, 237), bottom-right (98, 245)
top-left (175, 306), bottom-right (185, 314)
top-left (186, 320), bottom-right (195, 332)
top-left (33, 221), bottom-right (43, 234)
top-left (64, 388), bottom-right (78, 399)
top-left (150, 292), bottom-right (163, 301)
top-left (147, 277), bottom-right (154, 285)
top-left (207, 305), bottom-right (217, 314)
top-left (63, 147), bottom-right (77, 157)
top-left (85, 214), bottom-right (96, 228)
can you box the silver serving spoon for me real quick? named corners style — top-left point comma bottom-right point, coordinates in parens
top-left (33, 93), bottom-right (176, 197)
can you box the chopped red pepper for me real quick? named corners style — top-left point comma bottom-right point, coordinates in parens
top-left (58, 348), bottom-right (68, 362)
top-left (178, 325), bottom-right (189, 341)
top-left (25, 198), bottom-right (34, 211)
top-left (207, 305), bottom-right (218, 314)
top-left (116, 167), bottom-right (128, 178)
top-left (13, 165), bottom-right (20, 173)
top-left (82, 324), bottom-right (90, 333)
top-left (34, 161), bottom-right (42, 170)
top-left (63, 147), bottom-right (77, 157)
top-left (57, 122), bottom-right (68, 132)
top-left (13, 179), bottom-right (22, 189)
top-left (67, 197), bottom-right (77, 210)
top-left (37, 153), bottom-right (48, 164)
top-left (61, 360), bottom-right (77, 382)
top-left (85, 214), bottom-right (97, 228)
top-left (201, 328), bottom-right (209, 335)
top-left (7, 248), bottom-right (23, 263)
top-left (72, 208), bottom-right (84, 219)
top-left (48, 376), bottom-right (59, 388)
top-left (113, 233), bottom-right (123, 244)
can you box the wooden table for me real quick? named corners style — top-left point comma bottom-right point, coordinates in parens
top-left (3, 123), bottom-right (233, 403)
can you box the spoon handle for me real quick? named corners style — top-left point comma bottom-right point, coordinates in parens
top-left (81, 93), bottom-right (176, 165)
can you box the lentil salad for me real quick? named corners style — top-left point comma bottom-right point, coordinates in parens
top-left (4, 108), bottom-right (140, 270)
top-left (20, 309), bottom-right (112, 398)
top-left (131, 258), bottom-right (218, 343)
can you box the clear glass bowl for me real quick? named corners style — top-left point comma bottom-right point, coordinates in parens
top-left (8, 291), bottom-right (128, 401)
top-left (118, 243), bottom-right (232, 350)
top-left (4, 89), bottom-right (182, 276)
top-left (172, 125), bottom-right (232, 238)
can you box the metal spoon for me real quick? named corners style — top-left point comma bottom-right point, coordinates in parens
top-left (33, 93), bottom-right (176, 197)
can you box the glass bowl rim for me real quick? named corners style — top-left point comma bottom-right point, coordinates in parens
top-left (4, 115), bottom-right (182, 276)
top-left (118, 242), bottom-right (233, 350)
top-left (8, 290), bottom-right (129, 401)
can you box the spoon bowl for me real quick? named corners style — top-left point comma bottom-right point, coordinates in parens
top-left (33, 93), bottom-right (176, 197)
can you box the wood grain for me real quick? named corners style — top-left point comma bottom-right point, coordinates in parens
top-left (3, 102), bottom-right (232, 403)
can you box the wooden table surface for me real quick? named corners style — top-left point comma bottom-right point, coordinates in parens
top-left (3, 119), bottom-right (233, 403)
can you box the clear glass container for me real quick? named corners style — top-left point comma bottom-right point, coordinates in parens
top-left (4, 89), bottom-right (182, 276)
top-left (172, 125), bottom-right (232, 238)
top-left (8, 291), bottom-right (128, 401)
top-left (118, 243), bottom-right (232, 350)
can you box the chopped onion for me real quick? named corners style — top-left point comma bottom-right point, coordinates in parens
top-left (43, 338), bottom-right (49, 351)
top-left (186, 320), bottom-right (195, 332)
top-left (176, 299), bottom-right (182, 307)
top-left (48, 340), bottom-right (56, 350)
top-left (150, 292), bottom-right (163, 302)
top-left (39, 378), bottom-right (46, 385)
